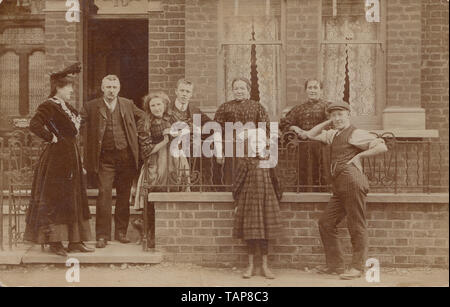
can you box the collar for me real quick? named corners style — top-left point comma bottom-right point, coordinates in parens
top-left (52, 96), bottom-right (66, 104)
top-left (103, 97), bottom-right (118, 112)
top-left (175, 99), bottom-right (188, 112)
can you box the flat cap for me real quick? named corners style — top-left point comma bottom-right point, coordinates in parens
top-left (327, 101), bottom-right (350, 113)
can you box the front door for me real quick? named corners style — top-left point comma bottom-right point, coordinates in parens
top-left (86, 19), bottom-right (148, 108)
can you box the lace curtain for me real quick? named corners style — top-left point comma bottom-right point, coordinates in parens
top-left (223, 15), bottom-right (281, 118)
top-left (322, 16), bottom-right (377, 116)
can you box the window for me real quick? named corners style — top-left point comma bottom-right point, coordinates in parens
top-left (218, 0), bottom-right (286, 119)
top-left (0, 26), bottom-right (45, 118)
top-left (320, 0), bottom-right (385, 129)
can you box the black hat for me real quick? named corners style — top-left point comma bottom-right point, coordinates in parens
top-left (50, 62), bottom-right (81, 82)
top-left (48, 62), bottom-right (81, 97)
top-left (327, 101), bottom-right (350, 113)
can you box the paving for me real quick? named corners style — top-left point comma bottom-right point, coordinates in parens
top-left (0, 262), bottom-right (448, 287)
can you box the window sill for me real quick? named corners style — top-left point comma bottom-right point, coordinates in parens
top-left (145, 192), bottom-right (449, 204)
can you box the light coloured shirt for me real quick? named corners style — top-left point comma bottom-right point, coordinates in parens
top-left (103, 97), bottom-right (118, 112)
top-left (316, 127), bottom-right (385, 150)
top-left (175, 99), bottom-right (188, 112)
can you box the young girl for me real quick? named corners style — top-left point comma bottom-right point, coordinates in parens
top-left (131, 92), bottom-right (172, 247)
top-left (233, 128), bottom-right (283, 279)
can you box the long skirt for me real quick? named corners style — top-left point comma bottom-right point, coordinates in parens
top-left (232, 167), bottom-right (282, 240)
top-left (24, 140), bottom-right (91, 244)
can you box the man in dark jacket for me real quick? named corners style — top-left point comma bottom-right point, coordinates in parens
top-left (81, 75), bottom-right (145, 248)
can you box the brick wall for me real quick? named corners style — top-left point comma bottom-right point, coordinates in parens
top-left (44, 11), bottom-right (81, 107)
top-left (155, 201), bottom-right (449, 268)
top-left (185, 0), bottom-right (218, 110)
top-left (286, 0), bottom-right (321, 108)
top-left (386, 0), bottom-right (422, 109)
top-left (148, 0), bottom-right (186, 98)
top-left (421, 0), bottom-right (449, 142)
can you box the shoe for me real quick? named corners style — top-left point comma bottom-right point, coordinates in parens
top-left (242, 265), bottom-right (254, 279)
top-left (49, 243), bottom-right (67, 257)
top-left (262, 265), bottom-right (275, 279)
top-left (116, 233), bottom-right (130, 244)
top-left (339, 268), bottom-right (362, 280)
top-left (315, 265), bottom-right (345, 275)
top-left (68, 242), bottom-right (95, 253)
top-left (96, 238), bottom-right (107, 248)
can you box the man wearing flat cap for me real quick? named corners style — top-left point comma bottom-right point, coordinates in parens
top-left (305, 101), bottom-right (388, 279)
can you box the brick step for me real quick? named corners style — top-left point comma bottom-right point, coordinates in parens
top-left (1, 241), bottom-right (162, 265)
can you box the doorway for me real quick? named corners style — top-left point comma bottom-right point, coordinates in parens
top-left (86, 19), bottom-right (148, 108)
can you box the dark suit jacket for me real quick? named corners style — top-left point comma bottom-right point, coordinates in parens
top-left (81, 96), bottom-right (146, 173)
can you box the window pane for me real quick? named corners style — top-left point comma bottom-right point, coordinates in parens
top-left (322, 0), bottom-right (366, 16)
top-left (29, 51), bottom-right (46, 114)
top-left (321, 9), bottom-right (377, 116)
top-left (222, 0), bottom-right (281, 41)
top-left (224, 44), bottom-right (281, 118)
top-left (323, 15), bottom-right (378, 41)
top-left (0, 51), bottom-right (20, 116)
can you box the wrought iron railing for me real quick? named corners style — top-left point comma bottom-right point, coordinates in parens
top-left (1, 129), bottom-right (44, 250)
top-left (0, 129), bottom-right (448, 250)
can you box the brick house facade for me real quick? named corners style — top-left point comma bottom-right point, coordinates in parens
top-left (0, 0), bottom-right (448, 267)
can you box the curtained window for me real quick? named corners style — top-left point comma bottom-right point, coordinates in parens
top-left (219, 0), bottom-right (285, 119)
top-left (320, 0), bottom-right (385, 128)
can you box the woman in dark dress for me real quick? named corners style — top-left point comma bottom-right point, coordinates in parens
top-left (24, 63), bottom-right (93, 256)
top-left (215, 78), bottom-right (283, 279)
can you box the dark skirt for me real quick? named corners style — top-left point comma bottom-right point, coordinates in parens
top-left (24, 139), bottom-right (91, 244)
top-left (232, 162), bottom-right (282, 240)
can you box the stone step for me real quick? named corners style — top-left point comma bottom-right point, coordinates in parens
top-left (1, 242), bottom-right (163, 265)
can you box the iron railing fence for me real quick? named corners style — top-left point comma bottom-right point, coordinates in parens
top-left (0, 129), bottom-right (448, 250)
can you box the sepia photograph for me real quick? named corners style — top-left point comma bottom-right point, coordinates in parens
top-left (0, 0), bottom-right (448, 293)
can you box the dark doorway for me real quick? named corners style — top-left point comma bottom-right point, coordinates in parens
top-left (86, 19), bottom-right (148, 108)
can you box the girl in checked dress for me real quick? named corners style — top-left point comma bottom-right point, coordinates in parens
top-left (232, 128), bottom-right (283, 279)
top-left (131, 92), bottom-right (172, 247)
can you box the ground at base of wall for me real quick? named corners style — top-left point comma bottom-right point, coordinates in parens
top-left (0, 262), bottom-right (448, 287)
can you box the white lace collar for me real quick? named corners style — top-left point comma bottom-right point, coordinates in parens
top-left (49, 97), bottom-right (81, 134)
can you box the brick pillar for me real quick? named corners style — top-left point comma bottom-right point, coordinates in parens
top-left (148, 0), bottom-right (186, 98)
top-left (185, 0), bottom-right (218, 112)
top-left (383, 0), bottom-right (425, 130)
top-left (421, 0), bottom-right (449, 141)
top-left (285, 0), bottom-right (321, 108)
top-left (44, 0), bottom-right (81, 107)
